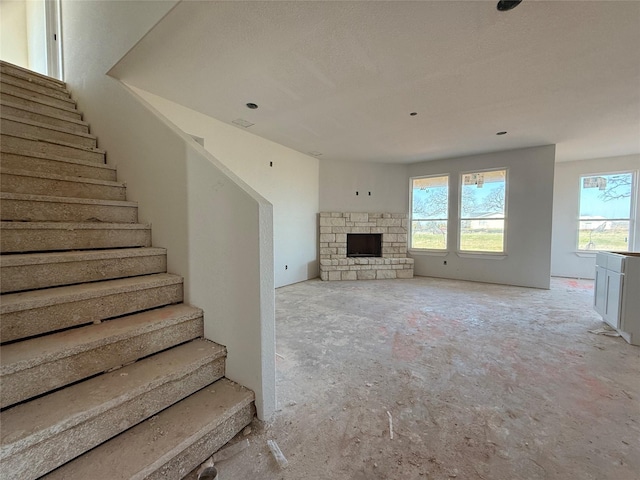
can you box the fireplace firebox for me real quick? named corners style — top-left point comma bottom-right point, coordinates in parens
top-left (347, 233), bottom-right (382, 257)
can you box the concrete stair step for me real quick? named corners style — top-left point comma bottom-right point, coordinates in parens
top-left (0, 99), bottom-right (89, 134)
top-left (0, 273), bottom-right (182, 342)
top-left (1, 115), bottom-right (97, 148)
top-left (0, 221), bottom-right (151, 253)
top-left (0, 247), bottom-right (167, 293)
top-left (0, 61), bottom-right (66, 91)
top-left (0, 72), bottom-right (72, 101)
top-left (0, 151), bottom-right (116, 181)
top-left (0, 168), bottom-right (125, 201)
top-left (0, 339), bottom-right (226, 480)
top-left (0, 90), bottom-right (81, 120)
top-left (0, 303), bottom-right (203, 409)
top-left (0, 192), bottom-right (137, 223)
top-left (43, 378), bottom-right (255, 480)
top-left (1, 133), bottom-right (105, 163)
top-left (0, 80), bottom-right (75, 110)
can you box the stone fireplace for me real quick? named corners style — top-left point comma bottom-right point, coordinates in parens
top-left (319, 212), bottom-right (414, 281)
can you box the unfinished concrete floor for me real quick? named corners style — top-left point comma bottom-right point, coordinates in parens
top-left (189, 276), bottom-right (639, 480)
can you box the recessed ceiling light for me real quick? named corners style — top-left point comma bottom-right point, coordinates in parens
top-left (246, 103), bottom-right (258, 109)
top-left (496, 0), bottom-right (523, 12)
top-left (410, 112), bottom-right (417, 116)
top-left (496, 131), bottom-right (508, 135)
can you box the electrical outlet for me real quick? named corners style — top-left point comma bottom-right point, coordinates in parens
top-left (285, 265), bottom-right (288, 270)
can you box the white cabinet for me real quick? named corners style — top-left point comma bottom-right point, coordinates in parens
top-left (594, 265), bottom-right (607, 317)
top-left (594, 252), bottom-right (640, 345)
top-left (604, 270), bottom-right (623, 328)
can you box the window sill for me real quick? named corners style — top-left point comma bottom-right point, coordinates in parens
top-left (575, 251), bottom-right (597, 258)
top-left (409, 250), bottom-right (449, 257)
top-left (456, 252), bottom-right (507, 260)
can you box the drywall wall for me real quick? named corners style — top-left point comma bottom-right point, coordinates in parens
top-left (0, 0), bottom-right (28, 67)
top-left (319, 159), bottom-right (409, 213)
top-left (60, 0), bottom-right (275, 419)
top-left (25, 0), bottom-right (46, 74)
top-left (127, 88), bottom-right (319, 287)
top-left (408, 145), bottom-right (556, 289)
top-left (552, 154), bottom-right (640, 279)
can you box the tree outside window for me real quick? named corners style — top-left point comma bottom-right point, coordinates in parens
top-left (460, 170), bottom-right (507, 253)
top-left (578, 172), bottom-right (635, 251)
top-left (410, 175), bottom-right (449, 250)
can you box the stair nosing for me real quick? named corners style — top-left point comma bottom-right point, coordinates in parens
top-left (0, 89), bottom-right (79, 114)
top-left (1, 78), bottom-right (75, 106)
top-left (0, 221), bottom-right (149, 230)
top-left (0, 79), bottom-right (72, 108)
top-left (0, 61), bottom-right (66, 87)
top-left (0, 73), bottom-right (70, 96)
top-left (0, 272), bottom-right (177, 314)
top-left (1, 114), bottom-right (96, 140)
top-left (1, 132), bottom-right (106, 155)
top-left (0, 168), bottom-right (123, 187)
top-left (0, 99), bottom-right (89, 127)
top-left (0, 247), bottom-right (166, 267)
top-left (0, 304), bottom-right (204, 375)
top-left (0, 149), bottom-right (115, 171)
top-left (0, 192), bottom-right (136, 207)
top-left (80, 379), bottom-right (253, 480)
top-left (0, 339), bottom-right (225, 456)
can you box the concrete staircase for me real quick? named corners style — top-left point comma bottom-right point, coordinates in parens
top-left (0, 61), bottom-right (255, 480)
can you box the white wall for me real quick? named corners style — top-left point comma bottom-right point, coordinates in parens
top-left (319, 159), bottom-right (409, 213)
top-left (0, 0), bottom-right (28, 67)
top-left (25, 0), bottom-right (46, 74)
top-left (552, 154), bottom-right (640, 279)
top-left (408, 145), bottom-right (556, 289)
top-left (127, 88), bottom-right (319, 288)
top-left (60, 0), bottom-right (275, 419)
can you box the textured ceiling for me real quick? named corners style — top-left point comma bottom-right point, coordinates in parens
top-left (111, 0), bottom-right (640, 163)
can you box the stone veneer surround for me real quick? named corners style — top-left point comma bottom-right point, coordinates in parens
top-left (319, 212), bottom-right (414, 281)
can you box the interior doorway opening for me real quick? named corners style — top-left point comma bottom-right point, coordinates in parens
top-left (0, 0), bottom-right (63, 79)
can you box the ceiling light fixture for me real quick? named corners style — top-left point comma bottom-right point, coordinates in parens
top-left (410, 112), bottom-right (417, 116)
top-left (496, 131), bottom-right (508, 135)
top-left (496, 0), bottom-right (523, 11)
top-left (246, 103), bottom-right (258, 109)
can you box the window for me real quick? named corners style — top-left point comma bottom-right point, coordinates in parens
top-left (578, 172), bottom-right (635, 251)
top-left (460, 169), bottom-right (507, 253)
top-left (410, 175), bottom-right (449, 250)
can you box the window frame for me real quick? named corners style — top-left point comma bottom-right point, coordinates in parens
top-left (458, 168), bottom-right (509, 255)
top-left (577, 170), bottom-right (637, 253)
top-left (409, 174), bottom-right (450, 252)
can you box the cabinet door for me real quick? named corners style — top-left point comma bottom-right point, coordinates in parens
top-left (594, 266), bottom-right (607, 316)
top-left (604, 271), bottom-right (623, 328)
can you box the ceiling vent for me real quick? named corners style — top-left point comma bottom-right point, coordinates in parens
top-left (232, 118), bottom-right (254, 128)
